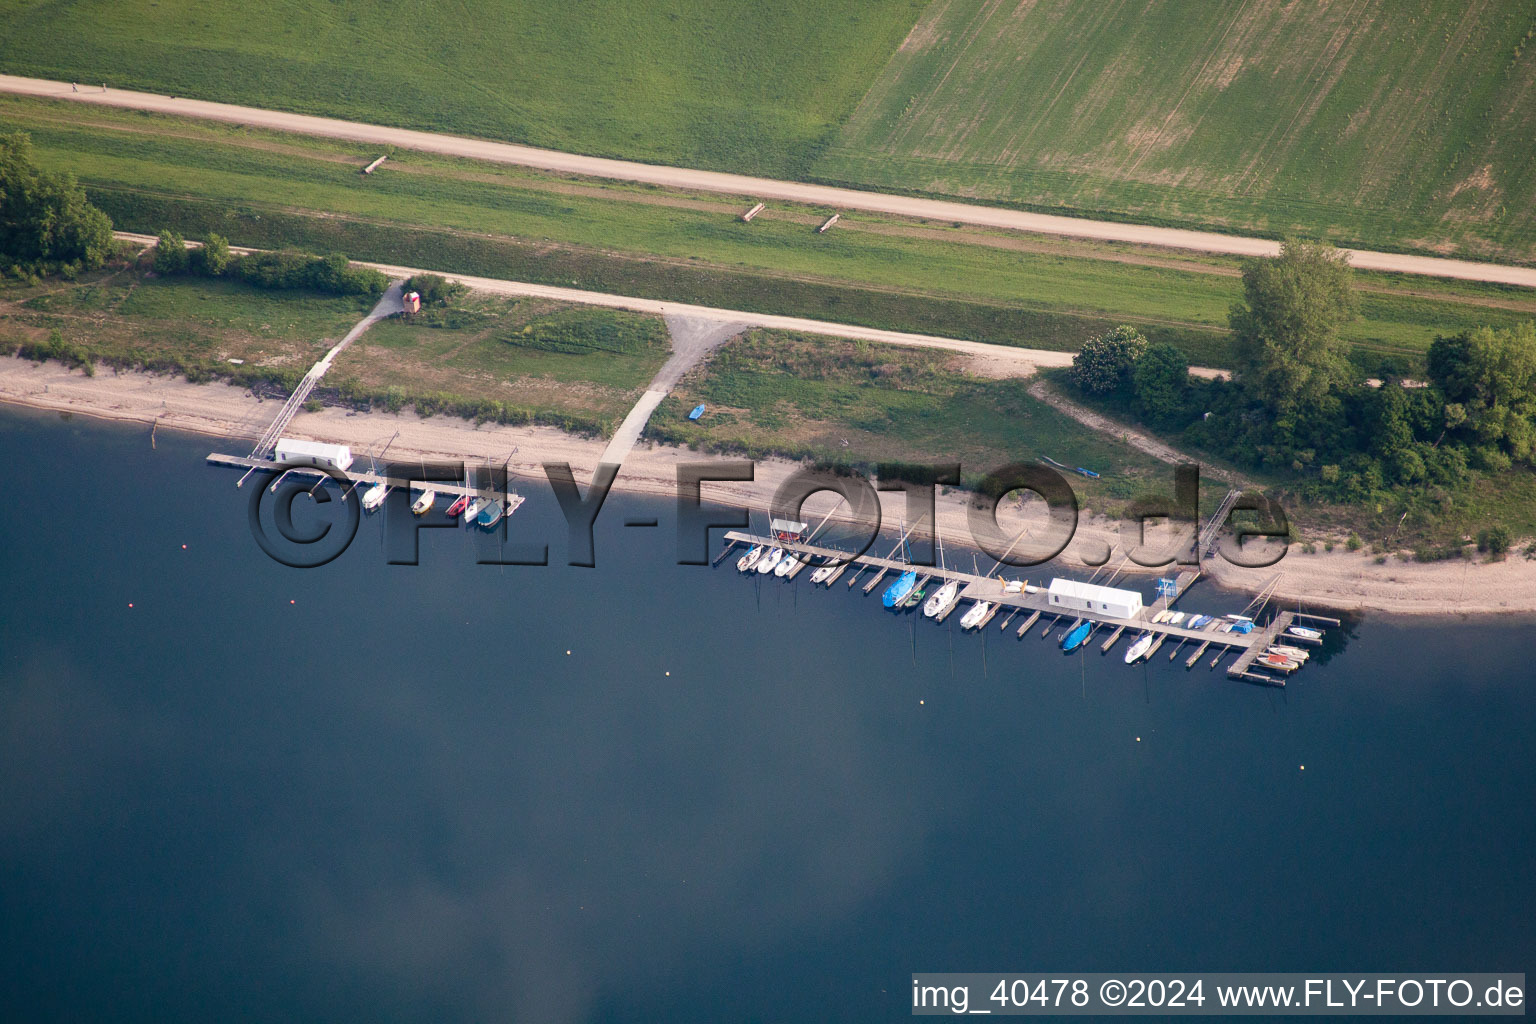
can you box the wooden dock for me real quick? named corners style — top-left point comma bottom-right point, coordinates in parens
top-left (718, 529), bottom-right (1315, 683)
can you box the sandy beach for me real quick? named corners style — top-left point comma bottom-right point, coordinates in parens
top-left (4, 354), bottom-right (1533, 616)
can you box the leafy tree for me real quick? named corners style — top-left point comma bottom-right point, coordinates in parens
top-left (1069, 325), bottom-right (1146, 395)
top-left (191, 232), bottom-right (230, 276)
top-left (0, 130), bottom-right (114, 274)
top-left (1426, 323), bottom-right (1536, 460)
top-left (1132, 341), bottom-right (1190, 428)
top-left (153, 229), bottom-right (188, 275)
top-left (1229, 239), bottom-right (1356, 422)
top-left (405, 273), bottom-right (464, 307)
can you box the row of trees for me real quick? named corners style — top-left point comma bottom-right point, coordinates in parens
top-left (153, 229), bottom-right (386, 298)
top-left (1069, 239), bottom-right (1536, 505)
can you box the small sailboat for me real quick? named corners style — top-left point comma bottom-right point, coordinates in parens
top-left (1269, 644), bottom-right (1310, 661)
top-left (883, 569), bottom-right (918, 608)
top-left (477, 498), bottom-right (504, 528)
top-left (1287, 625), bottom-right (1323, 640)
top-left (757, 547), bottom-right (783, 574)
top-left (1124, 632), bottom-right (1155, 663)
top-left (1261, 653), bottom-right (1300, 671)
top-left (923, 579), bottom-right (959, 618)
top-left (1061, 619), bottom-right (1092, 651)
top-left (445, 494), bottom-right (469, 518)
top-left (810, 562), bottom-right (835, 584)
top-left (959, 601), bottom-right (991, 630)
top-left (411, 489), bottom-right (437, 516)
top-left (463, 494), bottom-right (488, 523)
top-left (737, 545), bottom-right (763, 572)
top-left (1168, 611), bottom-right (1186, 625)
top-left (360, 480), bottom-right (388, 511)
top-left (1187, 614), bottom-right (1210, 629)
top-left (775, 553), bottom-right (799, 578)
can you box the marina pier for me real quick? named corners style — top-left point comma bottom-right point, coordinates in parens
top-left (719, 486), bottom-right (1340, 686)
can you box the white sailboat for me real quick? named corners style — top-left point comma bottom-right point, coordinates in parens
top-left (411, 489), bottom-right (436, 516)
top-left (959, 601), bottom-right (991, 630)
top-left (1287, 625), bottom-right (1323, 640)
top-left (360, 480), bottom-right (388, 511)
top-left (1124, 632), bottom-right (1154, 663)
top-left (737, 545), bottom-right (763, 572)
top-left (810, 562), bottom-right (835, 584)
top-left (774, 553), bottom-right (799, 577)
top-left (757, 547), bottom-right (783, 574)
top-left (923, 533), bottom-right (959, 617)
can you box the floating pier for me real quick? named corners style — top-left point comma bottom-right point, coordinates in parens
top-left (718, 507), bottom-right (1321, 686)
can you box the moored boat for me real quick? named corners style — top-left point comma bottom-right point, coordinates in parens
top-left (757, 547), bottom-right (783, 574)
top-left (1269, 644), bottom-right (1310, 661)
top-left (775, 554), bottom-right (799, 578)
top-left (1261, 652), bottom-right (1300, 671)
top-left (477, 498), bottom-right (503, 528)
top-left (463, 495), bottom-right (488, 523)
top-left (1124, 632), bottom-right (1155, 663)
top-left (882, 569), bottom-right (918, 608)
top-left (959, 601), bottom-right (991, 630)
top-left (360, 481), bottom-right (388, 511)
top-left (445, 494), bottom-right (469, 518)
top-left (923, 579), bottom-right (959, 618)
top-left (737, 545), bottom-right (763, 572)
top-left (1061, 619), bottom-right (1092, 651)
top-left (411, 489), bottom-right (436, 516)
top-left (810, 562), bottom-right (834, 584)
top-left (1287, 625), bottom-right (1323, 640)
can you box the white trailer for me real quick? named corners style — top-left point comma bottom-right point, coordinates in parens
top-left (1047, 578), bottom-right (1143, 619)
top-left (274, 437), bottom-right (353, 472)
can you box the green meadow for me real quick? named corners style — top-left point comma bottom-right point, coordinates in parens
top-left (0, 0), bottom-right (924, 178)
top-left (818, 0), bottom-right (1536, 263)
top-left (10, 96), bottom-right (1531, 377)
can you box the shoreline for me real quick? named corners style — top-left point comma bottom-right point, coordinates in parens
top-left (5, 354), bottom-right (1536, 617)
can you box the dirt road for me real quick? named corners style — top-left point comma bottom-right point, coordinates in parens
top-left (13, 75), bottom-right (1534, 288)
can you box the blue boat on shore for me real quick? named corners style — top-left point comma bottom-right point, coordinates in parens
top-left (1061, 619), bottom-right (1092, 651)
top-left (688, 404), bottom-right (706, 421)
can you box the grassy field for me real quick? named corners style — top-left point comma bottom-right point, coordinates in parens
top-left (328, 297), bottom-right (669, 431)
top-left (0, 0), bottom-right (924, 178)
top-left (0, 262), bottom-right (670, 433)
top-left (647, 329), bottom-right (1193, 511)
top-left (0, 262), bottom-right (369, 378)
top-left (817, 0), bottom-right (1536, 263)
top-left (10, 96), bottom-right (1532, 376)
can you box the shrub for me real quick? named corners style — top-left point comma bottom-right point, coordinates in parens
top-left (405, 273), bottom-right (464, 307)
top-left (1345, 532), bottom-right (1362, 551)
top-left (153, 229), bottom-right (188, 275)
top-left (303, 398), bottom-right (324, 413)
top-left (1477, 525), bottom-right (1511, 558)
top-left (190, 232), bottom-right (231, 276)
top-left (1069, 325), bottom-right (1147, 395)
top-left (227, 249), bottom-right (386, 297)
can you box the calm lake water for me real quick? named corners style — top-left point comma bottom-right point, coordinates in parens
top-left (1, 406), bottom-right (1533, 1022)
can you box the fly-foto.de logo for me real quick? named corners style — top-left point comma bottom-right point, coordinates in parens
top-left (244, 459), bottom-right (1290, 570)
